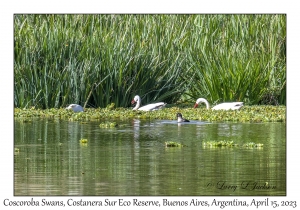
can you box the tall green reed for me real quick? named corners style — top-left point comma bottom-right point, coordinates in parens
top-left (14, 15), bottom-right (190, 108)
top-left (14, 14), bottom-right (286, 109)
top-left (184, 15), bottom-right (286, 105)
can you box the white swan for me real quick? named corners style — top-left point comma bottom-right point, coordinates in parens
top-left (66, 104), bottom-right (84, 112)
top-left (194, 98), bottom-right (243, 110)
top-left (131, 95), bottom-right (166, 111)
top-left (177, 113), bottom-right (190, 122)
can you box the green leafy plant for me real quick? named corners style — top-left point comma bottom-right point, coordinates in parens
top-left (165, 141), bottom-right (186, 147)
top-left (14, 15), bottom-right (286, 109)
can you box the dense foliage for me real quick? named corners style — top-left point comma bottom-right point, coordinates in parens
top-left (14, 14), bottom-right (286, 109)
top-left (14, 104), bottom-right (286, 123)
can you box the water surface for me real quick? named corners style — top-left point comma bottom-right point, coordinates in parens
top-left (14, 118), bottom-right (286, 196)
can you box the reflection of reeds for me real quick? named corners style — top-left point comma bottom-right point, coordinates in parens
top-left (14, 15), bottom-right (286, 109)
top-left (99, 122), bottom-right (118, 128)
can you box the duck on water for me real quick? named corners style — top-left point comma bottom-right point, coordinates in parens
top-left (177, 113), bottom-right (190, 123)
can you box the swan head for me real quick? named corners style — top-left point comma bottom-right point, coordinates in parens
top-left (131, 95), bottom-right (141, 105)
top-left (194, 98), bottom-right (209, 109)
top-left (66, 104), bottom-right (84, 112)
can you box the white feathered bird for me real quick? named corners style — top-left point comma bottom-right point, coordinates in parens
top-left (131, 95), bottom-right (166, 111)
top-left (194, 98), bottom-right (243, 110)
top-left (66, 104), bottom-right (84, 112)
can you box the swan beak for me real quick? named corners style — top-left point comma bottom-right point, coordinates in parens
top-left (193, 103), bottom-right (198, 108)
top-left (131, 99), bottom-right (136, 104)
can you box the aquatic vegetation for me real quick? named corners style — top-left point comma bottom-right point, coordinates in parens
top-left (243, 142), bottom-right (264, 147)
top-left (106, 103), bottom-right (116, 110)
top-left (203, 140), bottom-right (264, 148)
top-left (203, 141), bottom-right (238, 147)
top-left (14, 15), bottom-right (189, 109)
top-left (80, 139), bottom-right (88, 143)
top-left (14, 105), bottom-right (286, 123)
top-left (14, 148), bottom-right (20, 156)
top-left (165, 141), bottom-right (186, 147)
top-left (14, 15), bottom-right (285, 109)
top-left (184, 15), bottom-right (286, 106)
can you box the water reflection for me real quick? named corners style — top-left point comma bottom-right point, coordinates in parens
top-left (14, 119), bottom-right (286, 196)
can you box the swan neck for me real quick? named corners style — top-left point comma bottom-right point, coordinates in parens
top-left (205, 101), bottom-right (210, 109)
top-left (133, 97), bottom-right (141, 110)
top-left (197, 98), bottom-right (210, 109)
top-left (133, 102), bottom-right (140, 110)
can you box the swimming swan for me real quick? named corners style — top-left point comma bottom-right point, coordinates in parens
top-left (131, 95), bottom-right (166, 111)
top-left (194, 98), bottom-right (243, 110)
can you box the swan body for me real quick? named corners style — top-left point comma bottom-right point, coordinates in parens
top-left (194, 98), bottom-right (243, 110)
top-left (66, 104), bottom-right (84, 112)
top-left (131, 95), bottom-right (166, 111)
top-left (177, 113), bottom-right (190, 122)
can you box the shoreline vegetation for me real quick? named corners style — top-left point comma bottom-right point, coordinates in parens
top-left (14, 15), bottom-right (286, 110)
top-left (14, 104), bottom-right (286, 123)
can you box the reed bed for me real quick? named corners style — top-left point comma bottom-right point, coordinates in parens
top-left (185, 15), bottom-right (286, 105)
top-left (14, 14), bottom-right (286, 109)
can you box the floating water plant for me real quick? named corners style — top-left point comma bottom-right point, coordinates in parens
top-left (99, 122), bottom-right (118, 128)
top-left (165, 141), bottom-right (186, 147)
top-left (203, 140), bottom-right (237, 147)
top-left (203, 140), bottom-right (263, 148)
top-left (243, 142), bottom-right (264, 147)
top-left (80, 139), bottom-right (88, 143)
top-left (106, 103), bottom-right (116, 110)
top-left (14, 105), bottom-right (286, 123)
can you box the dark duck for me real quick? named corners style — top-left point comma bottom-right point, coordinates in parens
top-left (177, 113), bottom-right (190, 122)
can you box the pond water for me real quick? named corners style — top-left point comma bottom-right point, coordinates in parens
top-left (14, 118), bottom-right (286, 196)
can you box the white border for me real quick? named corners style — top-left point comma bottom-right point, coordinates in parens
top-left (1, 0), bottom-right (299, 209)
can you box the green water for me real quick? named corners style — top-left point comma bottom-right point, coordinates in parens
top-left (14, 119), bottom-right (286, 196)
